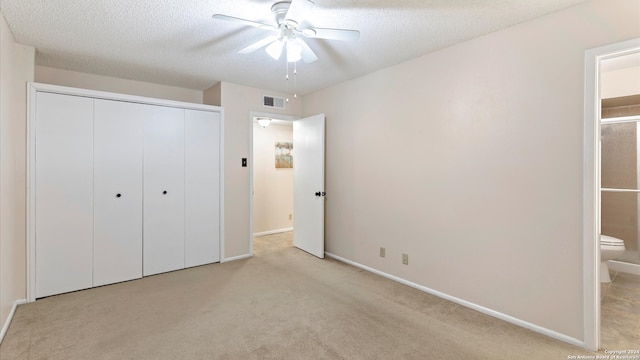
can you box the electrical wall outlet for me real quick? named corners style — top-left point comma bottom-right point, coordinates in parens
top-left (289, 214), bottom-right (292, 220)
top-left (402, 253), bottom-right (409, 265)
top-left (379, 247), bottom-right (385, 258)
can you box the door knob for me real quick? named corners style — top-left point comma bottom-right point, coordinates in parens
top-left (315, 191), bottom-right (321, 197)
top-left (116, 193), bottom-right (122, 198)
top-left (163, 190), bottom-right (167, 195)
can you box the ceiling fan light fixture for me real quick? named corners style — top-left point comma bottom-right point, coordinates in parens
top-left (286, 39), bottom-right (302, 62)
top-left (266, 40), bottom-right (284, 60)
top-left (257, 117), bottom-right (272, 127)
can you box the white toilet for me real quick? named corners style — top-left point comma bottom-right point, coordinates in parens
top-left (600, 234), bottom-right (626, 283)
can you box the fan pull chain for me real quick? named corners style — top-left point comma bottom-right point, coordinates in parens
top-left (285, 60), bottom-right (290, 103)
top-left (294, 61), bottom-right (297, 99)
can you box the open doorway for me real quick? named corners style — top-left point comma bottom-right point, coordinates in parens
top-left (598, 50), bottom-right (640, 350)
top-left (249, 112), bottom-right (326, 258)
top-left (249, 113), bottom-right (298, 255)
top-left (584, 37), bottom-right (640, 351)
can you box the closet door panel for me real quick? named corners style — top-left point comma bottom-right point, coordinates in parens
top-left (35, 92), bottom-right (94, 298)
top-left (143, 105), bottom-right (185, 276)
top-left (93, 99), bottom-right (144, 287)
top-left (185, 110), bottom-right (221, 267)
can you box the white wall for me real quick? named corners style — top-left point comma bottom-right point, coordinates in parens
top-left (35, 66), bottom-right (203, 104)
top-left (253, 122), bottom-right (294, 234)
top-left (601, 66), bottom-right (640, 99)
top-left (220, 82), bottom-right (301, 258)
top-left (0, 13), bottom-right (35, 329)
top-left (302, 0), bottom-right (640, 342)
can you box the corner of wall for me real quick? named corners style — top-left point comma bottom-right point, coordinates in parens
top-left (0, 10), bottom-right (35, 332)
top-left (204, 82), bottom-right (221, 106)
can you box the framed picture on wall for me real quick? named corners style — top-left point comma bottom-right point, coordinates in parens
top-left (275, 142), bottom-right (293, 168)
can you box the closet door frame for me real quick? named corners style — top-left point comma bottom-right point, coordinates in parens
top-left (26, 82), bottom-right (225, 302)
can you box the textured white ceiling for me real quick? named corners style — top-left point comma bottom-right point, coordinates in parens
top-left (0, 0), bottom-right (585, 95)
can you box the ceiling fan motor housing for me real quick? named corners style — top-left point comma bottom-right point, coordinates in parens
top-left (272, 1), bottom-right (294, 26)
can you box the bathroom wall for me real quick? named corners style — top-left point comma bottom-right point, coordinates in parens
top-left (253, 122), bottom-right (294, 234)
top-left (601, 65), bottom-right (640, 99)
top-left (602, 95), bottom-right (640, 118)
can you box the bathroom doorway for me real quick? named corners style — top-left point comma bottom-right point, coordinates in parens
top-left (584, 38), bottom-right (640, 351)
top-left (598, 51), bottom-right (640, 351)
top-left (601, 93), bottom-right (640, 269)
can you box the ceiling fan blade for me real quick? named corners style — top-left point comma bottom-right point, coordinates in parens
top-left (299, 40), bottom-right (318, 63)
top-left (303, 27), bottom-right (360, 41)
top-left (239, 35), bottom-right (279, 54)
top-left (212, 14), bottom-right (273, 30)
top-left (285, 0), bottom-right (314, 26)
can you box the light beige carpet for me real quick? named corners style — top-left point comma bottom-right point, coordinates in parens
top-left (0, 232), bottom-right (600, 359)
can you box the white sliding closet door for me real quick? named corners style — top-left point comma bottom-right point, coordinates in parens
top-left (93, 99), bottom-right (144, 286)
top-left (143, 105), bottom-right (185, 276)
top-left (185, 110), bottom-right (221, 267)
top-left (35, 92), bottom-right (94, 298)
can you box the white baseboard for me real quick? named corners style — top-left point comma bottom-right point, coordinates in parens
top-left (221, 253), bottom-right (252, 263)
top-left (325, 252), bottom-right (585, 349)
top-left (253, 227), bottom-right (293, 237)
top-left (608, 260), bottom-right (640, 276)
top-left (0, 299), bottom-right (26, 344)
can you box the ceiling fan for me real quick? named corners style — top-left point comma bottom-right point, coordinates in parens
top-left (212, 0), bottom-right (360, 63)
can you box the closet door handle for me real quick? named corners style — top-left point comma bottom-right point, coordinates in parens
top-left (116, 193), bottom-right (122, 198)
top-left (163, 190), bottom-right (168, 195)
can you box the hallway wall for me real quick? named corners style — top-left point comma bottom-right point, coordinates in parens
top-left (253, 122), bottom-right (294, 234)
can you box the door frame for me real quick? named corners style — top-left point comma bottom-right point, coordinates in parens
top-left (583, 37), bottom-right (640, 351)
top-left (248, 111), bottom-right (299, 256)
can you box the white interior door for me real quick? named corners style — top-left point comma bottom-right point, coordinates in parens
top-left (143, 105), bottom-right (185, 276)
top-left (35, 92), bottom-right (94, 298)
top-left (293, 114), bottom-right (325, 258)
top-left (93, 99), bottom-right (144, 286)
top-left (184, 109), bottom-right (221, 267)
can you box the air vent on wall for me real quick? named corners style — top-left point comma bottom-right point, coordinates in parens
top-left (263, 95), bottom-right (285, 109)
